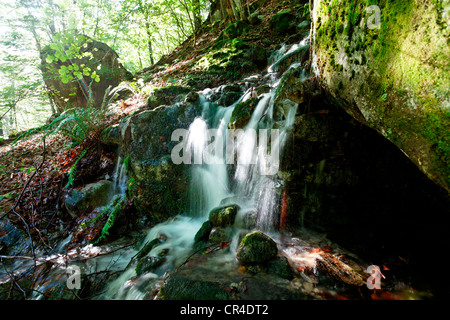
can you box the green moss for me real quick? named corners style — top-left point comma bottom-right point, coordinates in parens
top-left (228, 97), bottom-right (261, 129)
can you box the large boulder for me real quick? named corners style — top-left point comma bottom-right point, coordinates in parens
top-left (40, 35), bottom-right (131, 111)
top-left (208, 204), bottom-right (240, 227)
top-left (312, 0), bottom-right (449, 192)
top-left (236, 231), bottom-right (278, 264)
top-left (119, 93), bottom-right (202, 221)
top-left (64, 180), bottom-right (114, 218)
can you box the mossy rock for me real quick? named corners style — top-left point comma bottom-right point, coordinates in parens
top-left (208, 204), bottom-right (240, 227)
top-left (193, 220), bottom-right (213, 244)
top-left (136, 237), bottom-right (164, 260)
top-left (135, 256), bottom-right (166, 275)
top-left (269, 11), bottom-right (297, 35)
top-left (209, 227), bottom-right (233, 244)
top-left (228, 97), bottom-right (261, 129)
top-left (236, 231), bottom-right (278, 264)
top-left (218, 20), bottom-right (250, 41)
top-left (267, 256), bottom-right (294, 280)
top-left (312, 0), bottom-right (450, 192)
top-left (100, 124), bottom-right (120, 147)
top-left (64, 180), bottom-right (113, 218)
top-left (147, 86), bottom-right (192, 109)
top-left (159, 275), bottom-right (232, 300)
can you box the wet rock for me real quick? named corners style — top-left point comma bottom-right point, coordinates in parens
top-left (256, 85), bottom-right (271, 96)
top-left (136, 237), bottom-right (165, 259)
top-left (100, 124), bottom-right (120, 147)
top-left (267, 256), bottom-right (294, 280)
top-left (217, 92), bottom-right (242, 107)
top-left (228, 97), bottom-right (261, 129)
top-left (135, 256), bottom-right (166, 275)
top-left (159, 274), bottom-right (232, 300)
top-left (236, 231), bottom-right (278, 264)
top-left (218, 20), bottom-right (250, 41)
top-left (147, 86), bottom-right (193, 109)
top-left (0, 220), bottom-right (31, 256)
top-left (194, 221), bottom-right (213, 244)
top-left (241, 209), bottom-right (258, 229)
top-left (208, 204), bottom-right (240, 227)
top-left (208, 227), bottom-right (233, 244)
top-left (64, 180), bottom-right (113, 218)
top-left (185, 91), bottom-right (199, 103)
top-left (269, 11), bottom-right (297, 35)
top-left (221, 84), bottom-right (242, 93)
top-left (120, 100), bottom-right (202, 221)
top-left (243, 46), bottom-right (267, 69)
top-left (270, 44), bottom-right (309, 75)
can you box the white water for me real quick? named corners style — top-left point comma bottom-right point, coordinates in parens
top-left (97, 40), bottom-right (308, 299)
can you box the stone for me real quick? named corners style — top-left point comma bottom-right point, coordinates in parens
top-left (136, 238), bottom-right (164, 260)
top-left (208, 204), bottom-right (240, 227)
top-left (64, 180), bottom-right (113, 217)
top-left (185, 91), bottom-right (200, 103)
top-left (147, 86), bottom-right (193, 109)
top-left (158, 274), bottom-right (232, 300)
top-left (100, 124), bottom-right (120, 147)
top-left (119, 100), bottom-right (202, 220)
top-left (269, 11), bottom-right (297, 35)
top-left (312, 0), bottom-right (450, 191)
top-left (267, 256), bottom-right (294, 280)
top-left (236, 231), bottom-right (278, 264)
top-left (243, 46), bottom-right (267, 69)
top-left (217, 92), bottom-right (242, 107)
top-left (228, 97), bottom-right (261, 129)
top-left (218, 20), bottom-right (250, 41)
top-left (194, 221), bottom-right (213, 244)
top-left (135, 256), bottom-right (166, 275)
top-left (208, 227), bottom-right (233, 244)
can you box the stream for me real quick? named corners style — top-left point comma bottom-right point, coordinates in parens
top-left (0, 35), bottom-right (433, 300)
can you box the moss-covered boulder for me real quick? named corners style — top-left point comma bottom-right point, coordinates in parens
top-left (119, 99), bottom-right (202, 221)
top-left (208, 204), bottom-right (240, 227)
top-left (100, 124), bottom-right (120, 147)
top-left (158, 274), bottom-right (232, 300)
top-left (312, 0), bottom-right (450, 191)
top-left (228, 97), bottom-right (261, 129)
top-left (40, 35), bottom-right (131, 111)
top-left (147, 86), bottom-right (193, 109)
top-left (269, 10), bottom-right (297, 35)
top-left (236, 231), bottom-right (278, 264)
top-left (218, 20), bottom-right (250, 41)
top-left (64, 180), bottom-right (113, 218)
top-left (194, 220), bottom-right (213, 244)
top-left (135, 256), bottom-right (166, 275)
top-left (209, 227), bottom-right (233, 244)
top-left (267, 256), bottom-right (294, 280)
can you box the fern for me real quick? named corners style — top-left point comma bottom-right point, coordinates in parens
top-left (64, 148), bottom-right (88, 189)
top-left (80, 194), bottom-right (126, 244)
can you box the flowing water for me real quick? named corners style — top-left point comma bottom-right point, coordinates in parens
top-left (89, 39), bottom-right (312, 299)
top-left (3, 35), bottom-right (425, 300)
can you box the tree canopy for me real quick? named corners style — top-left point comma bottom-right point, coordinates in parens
top-left (0, 0), bottom-right (244, 136)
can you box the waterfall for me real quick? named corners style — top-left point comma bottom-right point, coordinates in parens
top-left (112, 155), bottom-right (128, 196)
top-left (96, 38), bottom-right (307, 299)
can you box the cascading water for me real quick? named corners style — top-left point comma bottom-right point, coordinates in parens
top-left (94, 38), bottom-right (310, 299)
